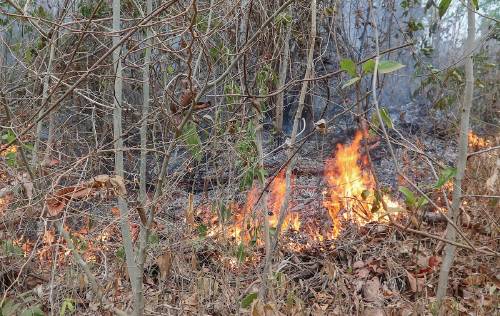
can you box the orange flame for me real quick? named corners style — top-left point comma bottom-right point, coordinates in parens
top-left (211, 170), bottom-right (301, 245)
top-left (468, 131), bottom-right (490, 149)
top-left (324, 131), bottom-right (395, 237)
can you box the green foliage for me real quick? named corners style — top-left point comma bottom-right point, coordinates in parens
top-left (340, 58), bottom-right (357, 77)
top-left (341, 77), bottom-right (360, 89)
top-left (20, 307), bottom-right (45, 316)
top-left (438, 0), bottom-right (453, 18)
top-left (235, 121), bottom-right (265, 189)
top-left (217, 203), bottom-right (231, 222)
top-left (371, 107), bottom-right (393, 129)
top-left (362, 60), bottom-right (375, 74)
top-left (182, 121), bottom-right (203, 162)
top-left (378, 60), bottom-right (406, 74)
top-left (59, 298), bottom-right (75, 316)
top-left (166, 65), bottom-right (175, 75)
top-left (0, 298), bottom-right (21, 316)
top-left (341, 58), bottom-right (404, 88)
top-left (115, 246), bottom-right (125, 260)
top-left (195, 15), bottom-right (209, 33)
top-left (399, 187), bottom-right (428, 210)
top-left (275, 12), bottom-right (292, 27)
top-left (434, 167), bottom-right (457, 189)
top-left (34, 6), bottom-right (50, 20)
top-left (241, 292), bottom-right (258, 308)
top-left (256, 63), bottom-right (278, 107)
top-left (0, 299), bottom-right (45, 316)
top-left (210, 44), bottom-right (231, 65)
top-left (197, 224), bottom-right (208, 237)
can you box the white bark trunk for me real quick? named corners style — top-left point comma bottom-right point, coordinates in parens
top-left (436, 0), bottom-right (475, 307)
top-left (275, 10), bottom-right (292, 132)
top-left (112, 0), bottom-right (143, 313)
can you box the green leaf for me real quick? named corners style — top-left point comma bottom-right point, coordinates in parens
top-left (434, 167), bottom-right (457, 189)
top-left (399, 186), bottom-right (416, 206)
top-left (166, 65), bottom-right (175, 75)
top-left (340, 58), bottom-right (357, 77)
top-left (1, 298), bottom-right (21, 316)
top-left (378, 60), bottom-right (405, 74)
top-left (20, 306), bottom-right (45, 316)
top-left (438, 0), bottom-right (452, 18)
top-left (342, 76), bottom-right (360, 89)
top-left (115, 246), bottom-right (125, 260)
top-left (241, 292), bottom-right (258, 308)
top-left (197, 224), bottom-right (208, 237)
top-left (379, 107), bottom-right (394, 129)
top-left (1, 130), bottom-right (16, 143)
top-left (362, 59), bottom-right (375, 73)
top-left (182, 121), bottom-right (202, 162)
top-left (416, 197), bottom-right (429, 209)
top-left (60, 298), bottom-right (75, 316)
top-left (471, 0), bottom-right (478, 9)
top-left (6, 152), bottom-right (17, 167)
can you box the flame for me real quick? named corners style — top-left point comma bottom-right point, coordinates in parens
top-left (468, 131), bottom-right (490, 149)
top-left (0, 144), bottom-right (17, 157)
top-left (324, 131), bottom-right (396, 237)
top-left (199, 131), bottom-right (402, 247)
top-left (205, 170), bottom-right (302, 245)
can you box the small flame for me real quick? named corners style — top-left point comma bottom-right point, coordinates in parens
top-left (468, 131), bottom-right (490, 149)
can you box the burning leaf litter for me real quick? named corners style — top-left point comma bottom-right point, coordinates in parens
top-left (197, 130), bottom-right (402, 247)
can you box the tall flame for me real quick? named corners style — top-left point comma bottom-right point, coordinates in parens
top-left (324, 131), bottom-right (389, 237)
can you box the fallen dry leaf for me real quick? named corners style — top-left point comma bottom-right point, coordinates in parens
top-left (406, 271), bottom-right (425, 292)
top-left (156, 250), bottom-right (173, 280)
top-left (46, 186), bottom-right (92, 216)
top-left (464, 274), bottom-right (487, 286)
top-left (362, 277), bottom-right (381, 303)
top-left (181, 293), bottom-right (198, 314)
top-left (362, 307), bottom-right (385, 316)
top-left (109, 175), bottom-right (127, 195)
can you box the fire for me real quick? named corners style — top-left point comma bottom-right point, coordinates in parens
top-left (324, 131), bottom-right (396, 237)
top-left (200, 131), bottom-right (400, 248)
top-left (0, 144), bottom-right (17, 157)
top-left (468, 131), bottom-right (490, 149)
top-left (205, 170), bottom-right (301, 245)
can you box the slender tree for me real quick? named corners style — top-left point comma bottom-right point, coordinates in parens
top-left (436, 0), bottom-right (476, 309)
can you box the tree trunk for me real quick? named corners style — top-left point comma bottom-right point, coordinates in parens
top-left (112, 0), bottom-right (143, 314)
top-left (275, 9), bottom-right (292, 133)
top-left (436, 0), bottom-right (475, 309)
top-left (33, 32), bottom-right (57, 166)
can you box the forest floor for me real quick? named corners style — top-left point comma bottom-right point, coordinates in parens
top-left (0, 120), bottom-right (498, 315)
